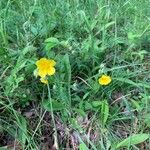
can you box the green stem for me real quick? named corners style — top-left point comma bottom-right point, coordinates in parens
top-left (47, 84), bottom-right (59, 150)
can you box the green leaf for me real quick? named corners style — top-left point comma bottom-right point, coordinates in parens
top-left (131, 99), bottom-right (142, 111)
top-left (0, 147), bottom-right (7, 150)
top-left (101, 100), bottom-right (109, 125)
top-left (138, 82), bottom-right (150, 89)
top-left (131, 50), bottom-right (147, 61)
top-left (21, 45), bottom-right (36, 56)
top-left (63, 54), bottom-right (71, 105)
top-left (102, 21), bottom-right (115, 30)
top-left (63, 54), bottom-right (71, 82)
top-left (83, 92), bottom-right (90, 100)
top-left (92, 101), bottom-right (102, 107)
top-left (70, 118), bottom-right (83, 131)
top-left (60, 41), bottom-right (71, 49)
top-left (128, 32), bottom-right (141, 42)
top-left (45, 37), bottom-right (59, 43)
top-left (115, 78), bottom-right (150, 89)
top-left (115, 78), bottom-right (137, 86)
top-left (84, 101), bottom-right (93, 110)
top-left (42, 100), bottom-right (65, 111)
top-left (73, 108), bottom-right (86, 117)
top-left (79, 143), bottom-right (88, 150)
top-left (144, 114), bottom-right (150, 127)
top-left (116, 134), bottom-right (149, 149)
top-left (17, 116), bottom-right (28, 147)
top-left (45, 37), bottom-right (59, 50)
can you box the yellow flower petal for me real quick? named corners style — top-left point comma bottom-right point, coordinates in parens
top-left (48, 59), bottom-right (56, 66)
top-left (98, 75), bottom-right (112, 85)
top-left (36, 58), bottom-right (47, 68)
top-left (47, 67), bottom-right (55, 75)
top-left (40, 78), bottom-right (48, 84)
top-left (35, 58), bottom-right (56, 78)
top-left (38, 69), bottom-right (47, 78)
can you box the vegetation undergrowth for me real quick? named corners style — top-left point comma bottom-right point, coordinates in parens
top-left (0, 0), bottom-right (150, 149)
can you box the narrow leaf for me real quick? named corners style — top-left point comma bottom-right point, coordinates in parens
top-left (116, 134), bottom-right (149, 149)
top-left (101, 100), bottom-right (109, 125)
top-left (79, 143), bottom-right (88, 150)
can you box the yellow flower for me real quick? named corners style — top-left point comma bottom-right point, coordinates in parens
top-left (40, 78), bottom-right (48, 84)
top-left (98, 75), bottom-right (112, 85)
top-left (35, 58), bottom-right (56, 84)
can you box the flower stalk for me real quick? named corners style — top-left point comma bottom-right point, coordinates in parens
top-left (47, 84), bottom-right (59, 150)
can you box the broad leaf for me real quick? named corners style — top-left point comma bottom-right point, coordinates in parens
top-left (42, 100), bottom-right (65, 111)
top-left (45, 37), bottom-right (59, 50)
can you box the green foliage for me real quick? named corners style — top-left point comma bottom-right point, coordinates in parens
top-left (45, 37), bottom-right (60, 50)
top-left (79, 142), bottom-right (88, 150)
top-left (100, 100), bottom-right (109, 126)
top-left (42, 99), bottom-right (66, 111)
top-left (0, 0), bottom-right (150, 149)
top-left (116, 134), bottom-right (149, 149)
